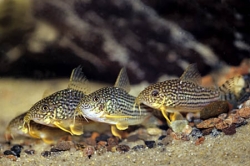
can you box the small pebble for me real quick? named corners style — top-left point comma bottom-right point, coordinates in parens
top-left (201, 128), bottom-right (213, 136)
top-left (210, 128), bottom-right (221, 137)
top-left (158, 135), bottom-right (166, 140)
top-left (41, 151), bottom-right (51, 157)
top-left (132, 145), bottom-right (146, 151)
top-left (195, 136), bottom-right (205, 146)
top-left (75, 142), bottom-right (87, 151)
top-left (116, 145), bottom-right (130, 153)
top-left (4, 150), bottom-right (16, 156)
top-left (96, 134), bottom-right (110, 142)
top-left (5, 155), bottom-right (17, 161)
top-left (222, 124), bottom-right (236, 135)
top-left (10, 145), bottom-right (23, 157)
top-left (147, 128), bottom-right (162, 136)
top-left (24, 149), bottom-right (35, 155)
top-left (81, 131), bottom-right (92, 138)
top-left (190, 127), bottom-right (203, 138)
top-left (51, 141), bottom-right (71, 152)
top-left (196, 118), bottom-right (222, 129)
top-left (144, 140), bottom-right (156, 149)
top-left (235, 119), bottom-right (248, 128)
top-left (107, 137), bottom-right (119, 146)
top-left (161, 136), bottom-right (173, 145)
top-left (157, 142), bottom-right (164, 147)
top-left (96, 141), bottom-right (107, 154)
top-left (238, 107), bottom-right (250, 118)
top-left (84, 146), bottom-right (95, 159)
top-left (158, 124), bottom-right (169, 130)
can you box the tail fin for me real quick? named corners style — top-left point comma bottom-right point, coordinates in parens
top-left (219, 75), bottom-right (250, 106)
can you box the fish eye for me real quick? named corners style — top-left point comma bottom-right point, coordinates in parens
top-left (151, 90), bottom-right (159, 97)
top-left (42, 105), bottom-right (49, 111)
top-left (93, 96), bottom-right (99, 102)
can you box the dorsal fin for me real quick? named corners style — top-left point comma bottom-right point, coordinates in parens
top-left (114, 68), bottom-right (130, 92)
top-left (68, 66), bottom-right (89, 94)
top-left (42, 89), bottom-right (53, 98)
top-left (180, 64), bottom-right (201, 84)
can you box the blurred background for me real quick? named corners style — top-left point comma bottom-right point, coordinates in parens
top-left (0, 0), bottom-right (250, 84)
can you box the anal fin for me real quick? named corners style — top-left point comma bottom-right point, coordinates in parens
top-left (116, 122), bottom-right (128, 130)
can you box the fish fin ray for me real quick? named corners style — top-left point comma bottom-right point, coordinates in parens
top-left (53, 121), bottom-right (73, 135)
top-left (111, 125), bottom-right (122, 139)
top-left (116, 122), bottom-right (128, 130)
top-left (180, 64), bottom-right (201, 84)
top-left (114, 67), bottom-right (130, 92)
top-left (68, 65), bottom-right (89, 94)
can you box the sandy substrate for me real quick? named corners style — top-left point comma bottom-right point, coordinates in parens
top-left (1, 78), bottom-right (250, 166)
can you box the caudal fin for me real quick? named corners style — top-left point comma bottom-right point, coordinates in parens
top-left (219, 75), bottom-right (250, 106)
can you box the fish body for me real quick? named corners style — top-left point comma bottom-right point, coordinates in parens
top-left (5, 112), bottom-right (71, 144)
top-left (76, 68), bottom-right (152, 138)
top-left (136, 64), bottom-right (248, 124)
top-left (23, 66), bottom-right (88, 135)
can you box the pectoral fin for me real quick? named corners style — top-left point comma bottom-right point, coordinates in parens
top-left (69, 123), bottom-right (84, 135)
top-left (160, 109), bottom-right (171, 125)
top-left (111, 125), bottom-right (123, 139)
top-left (41, 137), bottom-right (56, 144)
top-left (116, 122), bottom-right (128, 130)
top-left (28, 129), bottom-right (42, 139)
top-left (53, 121), bottom-right (73, 135)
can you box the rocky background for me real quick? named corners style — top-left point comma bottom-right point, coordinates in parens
top-left (0, 0), bottom-right (249, 83)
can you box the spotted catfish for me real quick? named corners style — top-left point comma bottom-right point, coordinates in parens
top-left (6, 112), bottom-right (70, 144)
top-left (135, 64), bottom-right (249, 127)
top-left (23, 66), bottom-right (88, 136)
top-left (7, 111), bottom-right (110, 144)
top-left (75, 68), bottom-right (153, 139)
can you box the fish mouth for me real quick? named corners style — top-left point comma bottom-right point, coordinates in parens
top-left (81, 107), bottom-right (106, 123)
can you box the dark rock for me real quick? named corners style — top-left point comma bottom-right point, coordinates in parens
top-left (222, 124), bottom-right (236, 135)
top-left (157, 142), bottom-right (164, 147)
top-left (116, 145), bottom-right (130, 153)
top-left (10, 145), bottom-right (23, 157)
top-left (51, 141), bottom-right (71, 152)
top-left (201, 128), bottom-right (214, 136)
top-left (158, 124), bottom-right (169, 131)
top-left (41, 151), bottom-right (51, 157)
top-left (75, 142), bottom-right (87, 151)
top-left (24, 149), bottom-right (35, 155)
top-left (158, 135), bottom-right (166, 140)
top-left (161, 136), bottom-right (173, 146)
top-left (84, 146), bottom-right (95, 159)
top-left (107, 137), bottom-right (119, 146)
top-left (132, 145), bottom-right (146, 151)
top-left (3, 150), bottom-right (16, 156)
top-left (235, 119), bottom-right (248, 128)
top-left (81, 131), bottom-right (93, 138)
top-left (96, 134), bottom-right (110, 143)
top-left (210, 128), bottom-right (221, 137)
top-left (191, 127), bottom-right (203, 138)
top-left (144, 140), bottom-right (156, 149)
top-left (195, 136), bottom-right (205, 146)
top-left (96, 141), bottom-right (107, 154)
